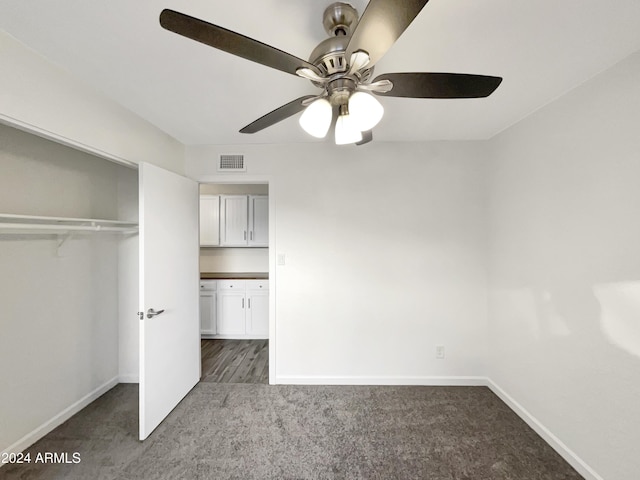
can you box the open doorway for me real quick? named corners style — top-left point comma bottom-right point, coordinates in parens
top-left (198, 182), bottom-right (269, 384)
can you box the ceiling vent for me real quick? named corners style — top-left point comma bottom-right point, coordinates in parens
top-left (217, 154), bottom-right (246, 172)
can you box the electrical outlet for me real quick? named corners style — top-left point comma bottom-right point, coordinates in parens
top-left (435, 345), bottom-right (445, 359)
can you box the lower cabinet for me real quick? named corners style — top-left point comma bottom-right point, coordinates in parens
top-left (247, 286), bottom-right (269, 336)
top-left (199, 280), bottom-right (217, 337)
top-left (217, 283), bottom-right (246, 335)
top-left (201, 279), bottom-right (268, 339)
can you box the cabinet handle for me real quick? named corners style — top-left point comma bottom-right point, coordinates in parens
top-left (244, 230), bottom-right (247, 240)
top-left (248, 298), bottom-right (251, 308)
top-left (250, 231), bottom-right (253, 241)
top-left (242, 298), bottom-right (245, 308)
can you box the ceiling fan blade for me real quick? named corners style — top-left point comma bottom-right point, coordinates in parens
top-left (356, 130), bottom-right (373, 146)
top-left (371, 72), bottom-right (503, 98)
top-left (240, 95), bottom-right (316, 134)
top-left (160, 9), bottom-right (322, 77)
top-left (345, 0), bottom-right (430, 66)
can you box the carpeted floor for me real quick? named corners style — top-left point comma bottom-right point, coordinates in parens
top-left (0, 384), bottom-right (583, 480)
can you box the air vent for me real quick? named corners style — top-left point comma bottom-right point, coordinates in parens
top-left (217, 154), bottom-right (246, 172)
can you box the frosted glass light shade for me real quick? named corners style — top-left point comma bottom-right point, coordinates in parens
top-left (299, 98), bottom-right (332, 138)
top-left (335, 114), bottom-right (363, 145)
top-left (348, 92), bottom-right (384, 131)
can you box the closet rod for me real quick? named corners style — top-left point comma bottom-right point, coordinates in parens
top-left (0, 223), bottom-right (137, 234)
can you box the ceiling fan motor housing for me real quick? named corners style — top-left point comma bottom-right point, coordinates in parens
top-left (309, 2), bottom-right (373, 82)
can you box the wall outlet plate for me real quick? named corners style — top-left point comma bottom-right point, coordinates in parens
top-left (435, 345), bottom-right (445, 359)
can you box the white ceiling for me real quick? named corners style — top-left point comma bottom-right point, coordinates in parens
top-left (1, 0), bottom-right (640, 146)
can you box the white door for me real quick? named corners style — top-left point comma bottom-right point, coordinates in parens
top-left (220, 195), bottom-right (248, 246)
top-left (248, 195), bottom-right (269, 246)
top-left (139, 162), bottom-right (200, 440)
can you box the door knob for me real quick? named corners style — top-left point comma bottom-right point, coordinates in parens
top-left (147, 308), bottom-right (165, 319)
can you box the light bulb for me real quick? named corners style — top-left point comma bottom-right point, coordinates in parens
top-left (335, 114), bottom-right (363, 145)
top-left (348, 91), bottom-right (384, 132)
top-left (299, 98), bottom-right (332, 138)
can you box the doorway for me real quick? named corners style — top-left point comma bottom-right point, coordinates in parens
top-left (198, 182), bottom-right (270, 384)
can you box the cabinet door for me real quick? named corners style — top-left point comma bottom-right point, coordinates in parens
top-left (247, 291), bottom-right (269, 336)
top-left (248, 195), bottom-right (269, 247)
top-left (199, 195), bottom-right (220, 246)
top-left (220, 195), bottom-right (248, 246)
top-left (217, 291), bottom-right (246, 335)
top-left (199, 291), bottom-right (216, 335)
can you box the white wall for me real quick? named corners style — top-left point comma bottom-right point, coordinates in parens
top-left (0, 31), bottom-right (184, 173)
top-left (188, 141), bottom-right (490, 383)
top-left (200, 184), bottom-right (268, 195)
top-left (0, 123), bottom-right (136, 455)
top-left (487, 52), bottom-right (640, 480)
top-left (200, 248), bottom-right (268, 274)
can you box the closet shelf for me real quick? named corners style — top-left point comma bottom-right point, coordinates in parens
top-left (0, 213), bottom-right (138, 235)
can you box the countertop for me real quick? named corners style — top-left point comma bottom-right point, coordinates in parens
top-left (200, 272), bottom-right (269, 280)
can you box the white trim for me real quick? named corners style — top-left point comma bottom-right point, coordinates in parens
top-left (275, 375), bottom-right (488, 386)
top-left (193, 174), bottom-right (276, 386)
top-left (203, 334), bottom-right (269, 340)
top-left (118, 374), bottom-right (139, 384)
top-left (487, 379), bottom-right (604, 480)
top-left (0, 114), bottom-right (137, 169)
top-left (0, 376), bottom-right (119, 463)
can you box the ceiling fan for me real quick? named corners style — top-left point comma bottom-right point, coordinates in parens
top-left (160, 0), bottom-right (502, 145)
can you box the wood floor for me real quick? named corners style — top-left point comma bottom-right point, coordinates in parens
top-left (201, 339), bottom-right (268, 384)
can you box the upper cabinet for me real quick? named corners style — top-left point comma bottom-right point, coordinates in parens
top-left (199, 195), bottom-right (220, 246)
top-left (202, 194), bottom-right (267, 248)
top-left (248, 195), bottom-right (268, 247)
top-left (220, 195), bottom-right (249, 246)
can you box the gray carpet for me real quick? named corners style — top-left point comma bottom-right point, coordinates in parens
top-left (0, 384), bottom-right (582, 480)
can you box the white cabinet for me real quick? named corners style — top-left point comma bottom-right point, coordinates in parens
top-left (217, 280), bottom-right (247, 335)
top-left (199, 280), bottom-right (217, 337)
top-left (247, 280), bottom-right (269, 335)
top-left (219, 195), bottom-right (268, 247)
top-left (199, 195), bottom-right (220, 246)
top-left (220, 195), bottom-right (248, 246)
top-left (216, 279), bottom-right (269, 338)
top-left (248, 195), bottom-right (269, 247)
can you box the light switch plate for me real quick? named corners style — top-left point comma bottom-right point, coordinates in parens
top-left (277, 253), bottom-right (286, 265)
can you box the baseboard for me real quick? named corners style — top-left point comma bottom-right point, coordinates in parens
top-left (204, 334), bottom-right (268, 340)
top-left (0, 376), bottom-right (119, 464)
top-left (275, 375), bottom-right (487, 386)
top-left (486, 379), bottom-right (603, 480)
top-left (118, 373), bottom-right (139, 383)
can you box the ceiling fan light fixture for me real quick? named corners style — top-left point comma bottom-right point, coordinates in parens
top-left (335, 114), bottom-right (363, 145)
top-left (348, 91), bottom-right (384, 131)
top-left (299, 98), bottom-right (332, 138)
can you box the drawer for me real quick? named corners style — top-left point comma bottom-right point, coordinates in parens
top-left (246, 280), bottom-right (269, 291)
top-left (199, 280), bottom-right (217, 291)
top-left (218, 280), bottom-right (246, 290)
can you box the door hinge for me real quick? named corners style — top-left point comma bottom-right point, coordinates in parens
top-left (137, 311), bottom-right (144, 320)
